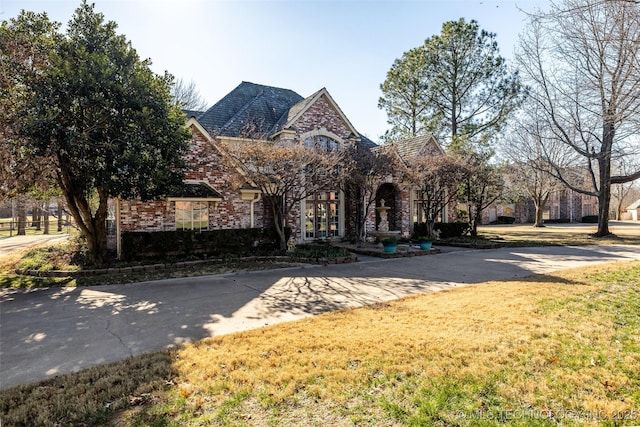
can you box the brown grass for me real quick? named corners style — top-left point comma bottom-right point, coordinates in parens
top-left (477, 222), bottom-right (640, 247)
top-left (3, 260), bottom-right (638, 426)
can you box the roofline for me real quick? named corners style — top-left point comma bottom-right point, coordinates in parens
top-left (282, 88), bottom-right (359, 137)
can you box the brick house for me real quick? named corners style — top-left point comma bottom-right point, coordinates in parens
top-left (112, 82), bottom-right (446, 255)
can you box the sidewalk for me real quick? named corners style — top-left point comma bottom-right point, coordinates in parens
top-left (2, 244), bottom-right (640, 390)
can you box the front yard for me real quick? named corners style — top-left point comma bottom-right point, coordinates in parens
top-left (2, 260), bottom-right (638, 426)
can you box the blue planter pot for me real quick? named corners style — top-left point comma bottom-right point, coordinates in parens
top-left (419, 240), bottom-right (432, 250)
top-left (382, 243), bottom-right (397, 253)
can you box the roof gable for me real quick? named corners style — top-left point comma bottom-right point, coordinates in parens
top-left (275, 88), bottom-right (359, 138)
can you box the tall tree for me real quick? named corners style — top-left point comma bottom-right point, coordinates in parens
top-left (516, 0), bottom-right (640, 237)
top-left (502, 109), bottom-right (563, 227)
top-left (378, 46), bottom-right (430, 142)
top-left (3, 2), bottom-right (191, 264)
top-left (379, 18), bottom-right (524, 148)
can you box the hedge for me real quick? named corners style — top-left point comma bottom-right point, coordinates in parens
top-left (121, 227), bottom-right (291, 261)
top-left (581, 215), bottom-right (599, 223)
top-left (413, 222), bottom-right (470, 239)
top-left (490, 216), bottom-right (516, 225)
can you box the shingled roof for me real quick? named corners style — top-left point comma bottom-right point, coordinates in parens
top-left (197, 82), bottom-right (304, 137)
top-left (193, 81), bottom-right (379, 150)
top-left (389, 134), bottom-right (442, 160)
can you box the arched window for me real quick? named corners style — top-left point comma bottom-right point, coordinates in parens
top-left (304, 135), bottom-right (339, 152)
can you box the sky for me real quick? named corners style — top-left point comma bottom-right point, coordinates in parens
top-left (1, 0), bottom-right (549, 143)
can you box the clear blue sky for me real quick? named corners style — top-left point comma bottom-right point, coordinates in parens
top-left (1, 0), bottom-right (548, 142)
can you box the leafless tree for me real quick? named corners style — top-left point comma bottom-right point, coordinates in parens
top-left (344, 144), bottom-right (395, 244)
top-left (516, 0), bottom-right (640, 236)
top-left (218, 127), bottom-right (351, 250)
top-left (402, 154), bottom-right (470, 238)
top-left (501, 109), bottom-right (564, 227)
top-left (171, 78), bottom-right (209, 112)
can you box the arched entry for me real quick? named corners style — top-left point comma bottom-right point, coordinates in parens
top-left (375, 183), bottom-right (399, 231)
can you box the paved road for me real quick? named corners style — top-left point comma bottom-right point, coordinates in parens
top-left (0, 234), bottom-right (70, 256)
top-left (2, 244), bottom-right (640, 390)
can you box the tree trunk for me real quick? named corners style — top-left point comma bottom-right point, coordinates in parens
top-left (595, 122), bottom-right (613, 237)
top-left (17, 197), bottom-right (26, 235)
top-left (533, 194), bottom-right (547, 228)
top-left (533, 203), bottom-right (545, 228)
top-left (266, 196), bottom-right (287, 251)
top-left (43, 200), bottom-right (50, 234)
top-left (32, 203), bottom-right (41, 230)
top-left (63, 189), bottom-right (110, 266)
top-left (57, 199), bottom-right (64, 232)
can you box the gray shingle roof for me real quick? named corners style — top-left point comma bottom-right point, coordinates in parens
top-left (194, 81), bottom-right (378, 149)
top-left (197, 82), bottom-right (304, 137)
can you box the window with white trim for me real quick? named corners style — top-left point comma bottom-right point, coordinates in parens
top-left (175, 201), bottom-right (209, 231)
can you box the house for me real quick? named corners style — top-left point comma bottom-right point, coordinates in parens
top-left (626, 199), bottom-right (640, 221)
top-left (112, 82), bottom-right (450, 255)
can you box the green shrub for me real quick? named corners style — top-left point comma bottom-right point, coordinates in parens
top-left (581, 215), bottom-right (599, 223)
top-left (543, 218), bottom-right (571, 224)
top-left (490, 216), bottom-right (516, 225)
top-left (121, 227), bottom-right (290, 261)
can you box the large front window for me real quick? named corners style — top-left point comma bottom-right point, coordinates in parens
top-left (175, 201), bottom-right (208, 231)
top-left (305, 191), bottom-right (340, 239)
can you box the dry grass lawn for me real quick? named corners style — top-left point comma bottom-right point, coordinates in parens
top-left (2, 260), bottom-right (639, 426)
top-left (477, 222), bottom-right (640, 247)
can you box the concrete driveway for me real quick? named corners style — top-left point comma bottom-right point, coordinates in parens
top-left (2, 244), bottom-right (640, 390)
top-left (0, 234), bottom-right (70, 257)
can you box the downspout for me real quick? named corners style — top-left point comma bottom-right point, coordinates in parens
top-left (250, 192), bottom-right (262, 228)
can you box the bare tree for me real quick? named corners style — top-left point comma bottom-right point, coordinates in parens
top-left (171, 78), bottom-right (209, 112)
top-left (501, 109), bottom-right (563, 227)
top-left (516, 0), bottom-right (640, 236)
top-left (344, 144), bottom-right (395, 244)
top-left (218, 130), bottom-right (351, 250)
top-left (402, 154), bottom-right (470, 238)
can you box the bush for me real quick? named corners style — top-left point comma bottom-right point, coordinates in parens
top-left (581, 215), bottom-right (599, 223)
top-left (121, 227), bottom-right (290, 261)
top-left (435, 222), bottom-right (470, 239)
top-left (490, 216), bottom-right (516, 225)
top-left (543, 218), bottom-right (571, 224)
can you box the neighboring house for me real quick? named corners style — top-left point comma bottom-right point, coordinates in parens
top-left (485, 187), bottom-right (599, 225)
top-left (626, 199), bottom-right (640, 221)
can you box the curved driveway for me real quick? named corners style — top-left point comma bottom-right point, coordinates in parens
top-left (2, 244), bottom-right (640, 389)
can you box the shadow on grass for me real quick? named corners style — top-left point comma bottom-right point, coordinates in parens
top-left (0, 350), bottom-right (177, 427)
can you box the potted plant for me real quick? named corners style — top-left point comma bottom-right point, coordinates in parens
top-left (417, 236), bottom-right (434, 250)
top-left (381, 237), bottom-right (398, 254)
